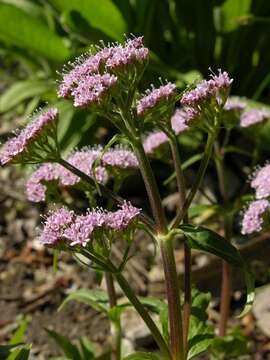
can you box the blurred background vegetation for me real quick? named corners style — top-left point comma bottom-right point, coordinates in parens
top-left (1, 0), bottom-right (270, 152)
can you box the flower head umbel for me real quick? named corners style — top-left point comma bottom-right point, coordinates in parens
top-left (224, 98), bottom-right (246, 112)
top-left (137, 83), bottom-right (177, 120)
top-left (71, 74), bottom-right (118, 108)
top-left (106, 201), bottom-right (141, 230)
top-left (26, 148), bottom-right (108, 202)
top-left (40, 202), bottom-right (141, 248)
top-left (58, 36), bottom-right (149, 100)
top-left (181, 70), bottom-right (233, 109)
top-left (102, 147), bottom-right (139, 169)
top-left (63, 210), bottom-right (106, 247)
top-left (241, 199), bottom-right (269, 235)
top-left (40, 208), bottom-right (75, 246)
top-left (240, 109), bottom-right (270, 128)
top-left (0, 108), bottom-right (59, 166)
top-left (106, 37), bottom-right (149, 72)
top-left (143, 131), bottom-right (169, 154)
top-left (60, 148), bottom-right (108, 186)
top-left (251, 163), bottom-right (270, 199)
top-left (26, 163), bottom-right (60, 202)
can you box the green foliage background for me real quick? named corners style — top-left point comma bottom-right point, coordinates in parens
top-left (1, 0), bottom-right (270, 150)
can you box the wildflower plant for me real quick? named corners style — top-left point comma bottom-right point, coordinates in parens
top-left (1, 36), bottom-right (265, 360)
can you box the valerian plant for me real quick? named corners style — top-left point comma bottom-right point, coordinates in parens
top-left (2, 36), bottom-right (269, 360)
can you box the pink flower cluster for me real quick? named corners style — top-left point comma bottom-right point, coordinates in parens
top-left (72, 74), bottom-right (117, 107)
top-left (143, 108), bottom-right (196, 154)
top-left (0, 108), bottom-right (58, 165)
top-left (241, 163), bottom-right (270, 234)
top-left (251, 164), bottom-right (270, 199)
top-left (241, 200), bottom-right (269, 235)
top-left (181, 70), bottom-right (233, 108)
top-left (102, 147), bottom-right (139, 169)
top-left (40, 202), bottom-right (141, 246)
top-left (58, 37), bottom-right (149, 106)
top-left (136, 83), bottom-right (176, 116)
top-left (143, 131), bottom-right (168, 154)
top-left (240, 109), bottom-right (270, 128)
top-left (26, 148), bottom-right (108, 202)
top-left (224, 98), bottom-right (246, 112)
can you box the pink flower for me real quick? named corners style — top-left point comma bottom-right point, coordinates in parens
top-left (58, 37), bottom-right (148, 98)
top-left (171, 108), bottom-right (198, 134)
top-left (0, 108), bottom-right (58, 165)
top-left (224, 98), bottom-right (246, 112)
top-left (251, 163), bottom-right (270, 199)
top-left (137, 83), bottom-right (177, 116)
top-left (181, 70), bottom-right (233, 107)
top-left (71, 74), bottom-right (118, 107)
top-left (63, 211), bottom-right (106, 246)
top-left (40, 208), bottom-right (74, 245)
top-left (241, 200), bottom-right (269, 235)
top-left (143, 131), bottom-right (169, 154)
top-left (26, 148), bottom-right (108, 202)
top-left (240, 109), bottom-right (270, 128)
top-left (106, 201), bottom-right (141, 230)
top-left (102, 147), bottom-right (139, 169)
top-left (26, 163), bottom-right (59, 202)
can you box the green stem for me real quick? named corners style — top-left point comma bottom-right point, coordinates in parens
top-left (171, 131), bottom-right (217, 229)
top-left (105, 272), bottom-right (121, 360)
top-left (58, 158), bottom-right (155, 232)
top-left (131, 138), bottom-right (167, 233)
top-left (159, 235), bottom-right (184, 360)
top-left (114, 271), bottom-right (172, 359)
top-left (214, 141), bottom-right (233, 336)
top-left (167, 133), bottom-right (190, 354)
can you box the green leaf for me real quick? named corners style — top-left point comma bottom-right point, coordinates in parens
top-left (45, 329), bottom-right (81, 360)
top-left (219, 0), bottom-right (252, 32)
top-left (179, 224), bottom-right (244, 266)
top-left (58, 289), bottom-right (109, 314)
top-left (180, 225), bottom-right (255, 316)
top-left (123, 353), bottom-right (161, 360)
top-left (79, 336), bottom-right (95, 360)
top-left (10, 318), bottom-right (29, 345)
top-left (48, 0), bottom-right (126, 40)
top-left (0, 0), bottom-right (43, 18)
top-left (0, 344), bottom-right (24, 359)
top-left (0, 3), bottom-right (69, 61)
top-left (0, 80), bottom-right (52, 113)
top-left (188, 289), bottom-right (214, 359)
top-left (210, 327), bottom-right (249, 359)
top-left (11, 346), bottom-right (31, 360)
top-left (238, 271), bottom-right (255, 318)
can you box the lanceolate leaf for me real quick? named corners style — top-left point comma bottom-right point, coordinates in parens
top-left (179, 224), bottom-right (243, 266)
top-left (58, 289), bottom-right (109, 314)
top-left (0, 80), bottom-right (52, 113)
top-left (0, 3), bottom-right (69, 61)
top-left (180, 224), bottom-right (255, 316)
top-left (45, 329), bottom-right (81, 360)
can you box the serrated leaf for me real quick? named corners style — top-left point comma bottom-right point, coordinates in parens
top-left (123, 352), bottom-right (161, 360)
top-left (0, 80), bottom-right (52, 112)
top-left (48, 0), bottom-right (126, 41)
top-left (58, 289), bottom-right (109, 314)
top-left (45, 329), bottom-right (81, 360)
top-left (180, 224), bottom-right (243, 266)
top-left (0, 3), bottom-right (69, 61)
